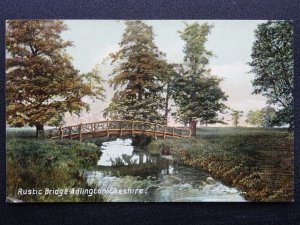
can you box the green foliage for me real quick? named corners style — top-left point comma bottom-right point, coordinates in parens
top-left (162, 64), bottom-right (179, 124)
top-left (231, 110), bottom-right (243, 127)
top-left (246, 110), bottom-right (263, 126)
top-left (172, 22), bottom-right (227, 129)
top-left (6, 136), bottom-right (103, 202)
top-left (249, 21), bottom-right (294, 130)
top-left (6, 20), bottom-right (103, 134)
top-left (81, 64), bottom-right (105, 102)
top-left (246, 106), bottom-right (277, 127)
top-left (147, 127), bottom-right (294, 202)
top-left (104, 20), bottom-right (168, 123)
top-left (6, 128), bottom-right (36, 139)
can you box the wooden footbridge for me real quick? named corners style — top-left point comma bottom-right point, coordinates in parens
top-left (38, 120), bottom-right (191, 141)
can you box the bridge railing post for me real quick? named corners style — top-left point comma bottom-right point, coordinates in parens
top-left (120, 121), bottom-right (123, 137)
top-left (59, 126), bottom-right (63, 139)
top-left (106, 119), bottom-right (109, 137)
top-left (79, 123), bottom-right (82, 141)
top-left (131, 120), bottom-right (134, 135)
top-left (91, 123), bottom-right (94, 137)
top-left (69, 127), bottom-right (72, 139)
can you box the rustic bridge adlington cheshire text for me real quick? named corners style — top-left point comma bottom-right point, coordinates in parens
top-left (38, 120), bottom-right (191, 141)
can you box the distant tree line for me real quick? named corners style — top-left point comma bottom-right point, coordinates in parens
top-left (246, 107), bottom-right (278, 127)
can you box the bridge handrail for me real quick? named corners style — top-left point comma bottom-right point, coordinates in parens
top-left (39, 119), bottom-right (191, 139)
top-left (61, 120), bottom-right (190, 131)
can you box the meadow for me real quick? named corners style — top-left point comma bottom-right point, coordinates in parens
top-left (147, 127), bottom-right (294, 202)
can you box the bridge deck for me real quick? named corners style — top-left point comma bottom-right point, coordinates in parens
top-left (38, 120), bottom-right (191, 140)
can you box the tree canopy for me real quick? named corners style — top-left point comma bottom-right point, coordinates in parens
top-left (249, 21), bottom-right (293, 130)
top-left (6, 20), bottom-right (104, 135)
top-left (104, 20), bottom-right (168, 123)
top-left (81, 64), bottom-right (105, 102)
top-left (231, 110), bottom-right (243, 127)
top-left (172, 22), bottom-right (227, 135)
top-left (245, 110), bottom-right (263, 127)
top-left (246, 107), bottom-right (277, 127)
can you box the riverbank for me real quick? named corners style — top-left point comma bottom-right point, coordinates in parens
top-left (147, 127), bottom-right (294, 202)
top-left (6, 129), bottom-right (104, 202)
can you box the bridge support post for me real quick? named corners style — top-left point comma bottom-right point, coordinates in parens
top-left (79, 123), bottom-right (82, 141)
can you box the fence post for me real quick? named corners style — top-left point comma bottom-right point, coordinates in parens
top-left (189, 128), bottom-right (191, 138)
top-left (172, 127), bottom-right (175, 137)
top-left (79, 123), bottom-right (82, 141)
top-left (154, 123), bottom-right (157, 140)
top-left (163, 126), bottom-right (166, 139)
top-left (106, 119), bottom-right (109, 137)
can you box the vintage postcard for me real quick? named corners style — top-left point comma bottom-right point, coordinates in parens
top-left (6, 20), bottom-right (294, 202)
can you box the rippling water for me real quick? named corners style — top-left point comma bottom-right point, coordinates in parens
top-left (86, 138), bottom-right (246, 202)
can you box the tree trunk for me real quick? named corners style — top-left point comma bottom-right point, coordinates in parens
top-left (138, 86), bottom-right (143, 101)
top-left (164, 84), bottom-right (170, 125)
top-left (189, 120), bottom-right (197, 136)
top-left (35, 124), bottom-right (44, 138)
top-left (288, 121), bottom-right (294, 132)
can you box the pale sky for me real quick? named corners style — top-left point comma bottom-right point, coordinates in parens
top-left (61, 20), bottom-right (268, 126)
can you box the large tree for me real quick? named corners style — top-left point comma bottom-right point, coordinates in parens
top-left (249, 21), bottom-right (294, 130)
top-left (6, 20), bottom-right (102, 136)
top-left (172, 22), bottom-right (227, 135)
top-left (104, 20), bottom-right (168, 123)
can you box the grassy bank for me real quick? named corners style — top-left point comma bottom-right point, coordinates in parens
top-left (147, 127), bottom-right (294, 202)
top-left (6, 129), bottom-right (104, 202)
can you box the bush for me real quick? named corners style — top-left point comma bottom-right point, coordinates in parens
top-left (6, 137), bottom-right (103, 202)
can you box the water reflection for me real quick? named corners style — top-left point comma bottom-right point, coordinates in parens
top-left (87, 138), bottom-right (246, 202)
top-left (98, 139), bottom-right (153, 166)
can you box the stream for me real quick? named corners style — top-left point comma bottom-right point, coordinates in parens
top-left (85, 138), bottom-right (246, 202)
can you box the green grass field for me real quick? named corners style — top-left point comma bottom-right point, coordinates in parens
top-left (147, 127), bottom-right (294, 202)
